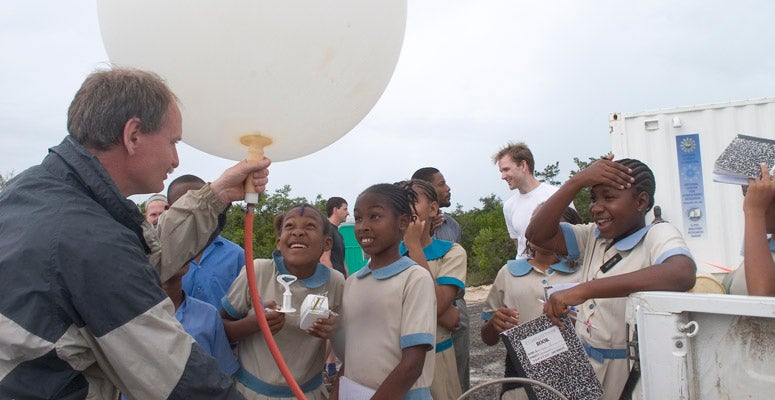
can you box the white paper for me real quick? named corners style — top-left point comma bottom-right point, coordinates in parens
top-left (339, 376), bottom-right (377, 400)
top-left (520, 325), bottom-right (569, 365)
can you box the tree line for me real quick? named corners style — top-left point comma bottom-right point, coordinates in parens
top-left (219, 156), bottom-right (598, 286)
top-left (0, 156), bottom-right (597, 286)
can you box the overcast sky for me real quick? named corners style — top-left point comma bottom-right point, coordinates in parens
top-left (2, 1), bottom-right (775, 210)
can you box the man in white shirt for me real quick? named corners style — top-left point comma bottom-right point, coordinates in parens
top-left (493, 142), bottom-right (559, 258)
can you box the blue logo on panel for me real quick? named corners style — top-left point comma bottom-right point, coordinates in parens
top-left (675, 134), bottom-right (706, 238)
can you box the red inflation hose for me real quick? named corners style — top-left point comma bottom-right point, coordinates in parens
top-left (244, 206), bottom-right (307, 400)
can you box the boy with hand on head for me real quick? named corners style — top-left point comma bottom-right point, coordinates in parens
top-left (743, 163), bottom-right (775, 296)
top-left (525, 155), bottom-right (696, 400)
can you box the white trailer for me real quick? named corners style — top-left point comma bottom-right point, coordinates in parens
top-left (609, 97), bottom-right (775, 275)
top-left (611, 99), bottom-right (775, 400)
top-left (626, 292), bottom-right (775, 400)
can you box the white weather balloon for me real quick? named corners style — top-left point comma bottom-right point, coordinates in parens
top-left (97, 1), bottom-right (406, 162)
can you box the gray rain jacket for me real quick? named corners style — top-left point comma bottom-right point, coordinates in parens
top-left (0, 136), bottom-right (244, 399)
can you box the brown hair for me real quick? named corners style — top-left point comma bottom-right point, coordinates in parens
top-left (67, 67), bottom-right (177, 151)
top-left (492, 142), bottom-right (535, 174)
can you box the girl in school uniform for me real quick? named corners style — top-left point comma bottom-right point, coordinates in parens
top-left (332, 183), bottom-right (437, 400)
top-left (220, 204), bottom-right (345, 400)
top-left (480, 207), bottom-right (582, 400)
top-left (399, 179), bottom-right (467, 400)
top-left (525, 156), bottom-right (696, 400)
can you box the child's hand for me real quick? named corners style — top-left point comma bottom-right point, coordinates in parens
top-left (490, 307), bottom-right (519, 333)
top-left (572, 154), bottom-right (633, 190)
top-left (306, 311), bottom-right (338, 339)
top-left (744, 163), bottom-right (775, 216)
top-left (438, 305), bottom-right (460, 331)
top-left (262, 300), bottom-right (285, 334)
top-left (543, 288), bottom-right (585, 329)
top-left (403, 216), bottom-right (424, 245)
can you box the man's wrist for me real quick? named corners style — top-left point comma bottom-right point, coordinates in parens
top-left (202, 183), bottom-right (230, 212)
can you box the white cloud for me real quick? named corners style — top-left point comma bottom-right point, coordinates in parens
top-left (4, 0), bottom-right (775, 210)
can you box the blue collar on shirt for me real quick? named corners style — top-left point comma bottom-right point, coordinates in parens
top-left (199, 235), bottom-right (226, 259)
top-left (356, 256), bottom-right (416, 280)
top-left (398, 239), bottom-right (454, 261)
top-left (594, 224), bottom-right (654, 251)
top-left (506, 258), bottom-right (577, 277)
top-left (271, 250), bottom-right (330, 289)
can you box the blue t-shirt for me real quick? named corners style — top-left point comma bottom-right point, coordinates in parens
top-left (177, 294), bottom-right (240, 376)
top-left (183, 235), bottom-right (245, 310)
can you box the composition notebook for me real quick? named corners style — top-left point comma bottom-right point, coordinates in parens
top-left (500, 314), bottom-right (603, 400)
top-left (713, 134), bottom-right (775, 185)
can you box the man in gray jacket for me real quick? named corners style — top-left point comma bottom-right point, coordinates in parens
top-left (0, 68), bottom-right (270, 399)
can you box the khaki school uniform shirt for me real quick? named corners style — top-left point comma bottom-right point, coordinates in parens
top-left (223, 253), bottom-right (344, 399)
top-left (343, 257), bottom-right (436, 398)
top-left (560, 222), bottom-right (692, 349)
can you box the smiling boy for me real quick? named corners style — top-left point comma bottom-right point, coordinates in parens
top-left (525, 156), bottom-right (696, 400)
top-left (221, 205), bottom-right (345, 400)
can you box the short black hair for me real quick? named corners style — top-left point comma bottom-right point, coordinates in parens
top-left (167, 174), bottom-right (207, 204)
top-left (325, 197), bottom-right (347, 217)
top-left (411, 167), bottom-right (439, 182)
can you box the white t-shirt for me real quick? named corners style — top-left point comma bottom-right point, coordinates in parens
top-left (503, 182), bottom-right (559, 258)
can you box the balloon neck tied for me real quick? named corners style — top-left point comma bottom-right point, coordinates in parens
top-left (242, 134), bottom-right (273, 204)
top-left (241, 134), bottom-right (273, 160)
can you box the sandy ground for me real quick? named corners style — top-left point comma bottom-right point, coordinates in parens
top-left (464, 284), bottom-right (492, 304)
top-left (463, 284), bottom-right (508, 399)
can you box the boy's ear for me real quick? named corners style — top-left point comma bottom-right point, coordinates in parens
top-left (323, 235), bottom-right (333, 252)
top-left (635, 191), bottom-right (650, 213)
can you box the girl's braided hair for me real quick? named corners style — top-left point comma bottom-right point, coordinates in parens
top-left (616, 158), bottom-right (656, 213)
top-left (359, 183), bottom-right (418, 219)
top-left (395, 179), bottom-right (439, 206)
top-left (273, 203), bottom-right (330, 237)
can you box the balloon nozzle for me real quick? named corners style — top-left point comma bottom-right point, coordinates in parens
top-left (245, 193), bottom-right (259, 206)
top-left (241, 134), bottom-right (273, 204)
